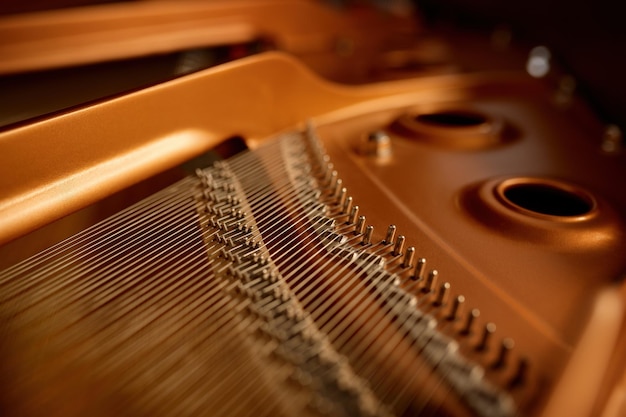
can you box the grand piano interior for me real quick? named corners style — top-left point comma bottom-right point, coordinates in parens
top-left (0, 1), bottom-right (624, 417)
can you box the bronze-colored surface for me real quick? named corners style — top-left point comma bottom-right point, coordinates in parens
top-left (0, 0), bottom-right (417, 82)
top-left (0, 1), bottom-right (624, 417)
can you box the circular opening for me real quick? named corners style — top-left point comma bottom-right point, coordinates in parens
top-left (415, 111), bottom-right (488, 128)
top-left (502, 183), bottom-right (593, 217)
top-left (392, 109), bottom-right (512, 150)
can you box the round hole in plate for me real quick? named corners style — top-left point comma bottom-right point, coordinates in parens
top-left (459, 177), bottom-right (619, 248)
top-left (392, 108), bottom-right (514, 150)
top-left (501, 182), bottom-right (594, 217)
top-left (415, 111), bottom-right (489, 128)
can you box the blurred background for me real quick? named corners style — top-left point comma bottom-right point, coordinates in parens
top-left (1, 0), bottom-right (624, 131)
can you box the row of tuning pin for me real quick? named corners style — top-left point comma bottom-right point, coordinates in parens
top-left (303, 126), bottom-right (528, 387)
top-left (326, 175), bottom-right (528, 388)
top-left (406, 235), bottom-right (528, 387)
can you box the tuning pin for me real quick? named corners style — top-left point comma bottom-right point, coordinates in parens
top-left (509, 357), bottom-right (529, 388)
top-left (392, 235), bottom-right (406, 256)
top-left (347, 205), bottom-right (359, 224)
top-left (402, 247), bottom-right (416, 268)
top-left (422, 270), bottom-right (438, 293)
top-left (447, 295), bottom-right (465, 321)
top-left (333, 178), bottom-right (343, 198)
top-left (412, 258), bottom-right (426, 281)
top-left (337, 187), bottom-right (347, 208)
top-left (460, 308), bottom-right (480, 335)
top-left (323, 163), bottom-right (334, 184)
top-left (383, 225), bottom-right (396, 245)
top-left (476, 322), bottom-right (496, 352)
top-left (492, 338), bottom-right (515, 369)
top-left (362, 225), bottom-right (374, 245)
top-left (328, 170), bottom-right (338, 190)
top-left (354, 215), bottom-right (366, 235)
top-left (433, 282), bottom-right (450, 306)
top-left (342, 196), bottom-right (353, 215)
